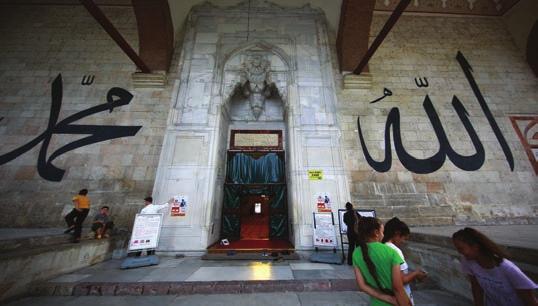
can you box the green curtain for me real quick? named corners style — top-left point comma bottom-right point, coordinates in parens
top-left (270, 214), bottom-right (288, 238)
top-left (269, 185), bottom-right (286, 210)
top-left (223, 185), bottom-right (241, 210)
top-left (222, 214), bottom-right (240, 239)
top-left (227, 153), bottom-right (284, 184)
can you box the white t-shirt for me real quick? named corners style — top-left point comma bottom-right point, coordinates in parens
top-left (386, 242), bottom-right (414, 305)
top-left (140, 202), bottom-right (169, 214)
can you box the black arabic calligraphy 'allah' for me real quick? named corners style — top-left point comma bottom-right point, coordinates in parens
top-left (357, 51), bottom-right (514, 174)
top-left (0, 74), bottom-right (142, 182)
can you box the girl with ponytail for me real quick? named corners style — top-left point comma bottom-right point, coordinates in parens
top-left (352, 217), bottom-right (411, 306)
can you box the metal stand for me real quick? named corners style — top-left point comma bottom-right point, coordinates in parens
top-left (121, 252), bottom-right (159, 269)
top-left (309, 212), bottom-right (341, 264)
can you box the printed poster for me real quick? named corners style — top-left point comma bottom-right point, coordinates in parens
top-left (128, 213), bottom-right (162, 251)
top-left (313, 212), bottom-right (337, 247)
top-left (170, 195), bottom-right (188, 217)
top-left (316, 193), bottom-right (332, 212)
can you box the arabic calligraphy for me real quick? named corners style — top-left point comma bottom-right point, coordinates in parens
top-left (357, 51), bottom-right (513, 174)
top-left (414, 77), bottom-right (429, 87)
top-left (0, 74), bottom-right (142, 182)
top-left (369, 88), bottom-right (393, 104)
top-left (81, 75), bottom-right (95, 86)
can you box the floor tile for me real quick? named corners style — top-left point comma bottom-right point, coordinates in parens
top-left (185, 265), bottom-right (294, 281)
top-left (289, 263), bottom-right (334, 270)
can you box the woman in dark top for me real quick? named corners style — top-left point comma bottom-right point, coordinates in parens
top-left (343, 202), bottom-right (359, 265)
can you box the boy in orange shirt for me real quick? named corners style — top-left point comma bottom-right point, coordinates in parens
top-left (64, 189), bottom-right (90, 243)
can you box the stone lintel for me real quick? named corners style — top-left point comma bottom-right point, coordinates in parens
top-left (342, 73), bottom-right (372, 90)
top-left (132, 72), bottom-right (167, 89)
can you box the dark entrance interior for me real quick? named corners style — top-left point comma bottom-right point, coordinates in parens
top-left (211, 130), bottom-right (292, 252)
top-left (240, 194), bottom-right (270, 240)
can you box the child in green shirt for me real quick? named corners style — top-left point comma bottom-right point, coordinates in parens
top-left (352, 217), bottom-right (411, 306)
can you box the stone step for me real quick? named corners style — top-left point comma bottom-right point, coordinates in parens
top-left (31, 279), bottom-right (359, 297)
top-left (0, 234), bottom-right (128, 302)
top-left (0, 233), bottom-right (70, 252)
top-left (7, 290), bottom-right (474, 306)
top-left (202, 252), bottom-right (300, 261)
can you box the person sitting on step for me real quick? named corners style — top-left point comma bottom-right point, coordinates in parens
top-left (91, 206), bottom-right (114, 239)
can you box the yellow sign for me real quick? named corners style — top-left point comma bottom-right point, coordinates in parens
top-left (308, 170), bottom-right (323, 180)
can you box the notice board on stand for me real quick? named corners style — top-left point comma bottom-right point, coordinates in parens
top-left (128, 213), bottom-right (163, 251)
top-left (312, 212), bottom-right (337, 248)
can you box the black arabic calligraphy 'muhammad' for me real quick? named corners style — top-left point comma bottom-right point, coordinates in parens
top-left (0, 74), bottom-right (142, 182)
top-left (358, 51), bottom-right (514, 174)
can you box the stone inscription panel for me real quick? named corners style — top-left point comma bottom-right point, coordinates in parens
top-left (230, 130), bottom-right (282, 150)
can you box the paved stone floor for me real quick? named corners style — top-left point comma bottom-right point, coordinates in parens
top-left (10, 226), bottom-right (533, 305)
top-left (5, 255), bottom-right (472, 305)
top-left (7, 290), bottom-right (471, 306)
top-left (45, 257), bottom-right (357, 283)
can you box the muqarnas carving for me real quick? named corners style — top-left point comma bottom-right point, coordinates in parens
top-left (229, 55), bottom-right (281, 120)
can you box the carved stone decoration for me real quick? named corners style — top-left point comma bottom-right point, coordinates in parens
top-left (231, 55), bottom-right (281, 119)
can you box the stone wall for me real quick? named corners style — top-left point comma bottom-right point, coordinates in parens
top-left (0, 2), bottom-right (536, 241)
top-left (0, 4), bottom-right (175, 227)
top-left (339, 13), bottom-right (538, 225)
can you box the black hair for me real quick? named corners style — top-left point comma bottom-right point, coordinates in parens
top-left (356, 217), bottom-right (392, 294)
top-left (382, 217), bottom-right (410, 243)
top-left (144, 196), bottom-right (153, 202)
top-left (79, 189), bottom-right (88, 195)
top-left (101, 206), bottom-right (109, 210)
top-left (345, 202), bottom-right (353, 211)
top-left (452, 227), bottom-right (508, 266)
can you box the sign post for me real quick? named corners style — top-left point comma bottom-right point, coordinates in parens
top-left (121, 213), bottom-right (163, 269)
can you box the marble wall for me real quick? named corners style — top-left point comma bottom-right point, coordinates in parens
top-left (153, 2), bottom-right (349, 251)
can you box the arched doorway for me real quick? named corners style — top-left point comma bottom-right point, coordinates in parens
top-left (218, 130), bottom-right (291, 250)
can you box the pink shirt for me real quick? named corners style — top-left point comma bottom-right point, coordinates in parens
top-left (460, 257), bottom-right (537, 306)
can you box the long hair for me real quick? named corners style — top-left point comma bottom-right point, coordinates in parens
top-left (382, 217), bottom-right (410, 243)
top-left (357, 217), bottom-right (391, 294)
top-left (452, 227), bottom-right (508, 266)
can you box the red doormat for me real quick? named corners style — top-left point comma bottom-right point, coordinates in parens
top-left (207, 239), bottom-right (294, 253)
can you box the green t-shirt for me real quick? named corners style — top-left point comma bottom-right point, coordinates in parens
top-left (352, 242), bottom-right (404, 306)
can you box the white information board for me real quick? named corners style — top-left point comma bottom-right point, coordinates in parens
top-left (338, 209), bottom-right (376, 234)
top-left (313, 213), bottom-right (337, 247)
top-left (128, 213), bottom-right (163, 251)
